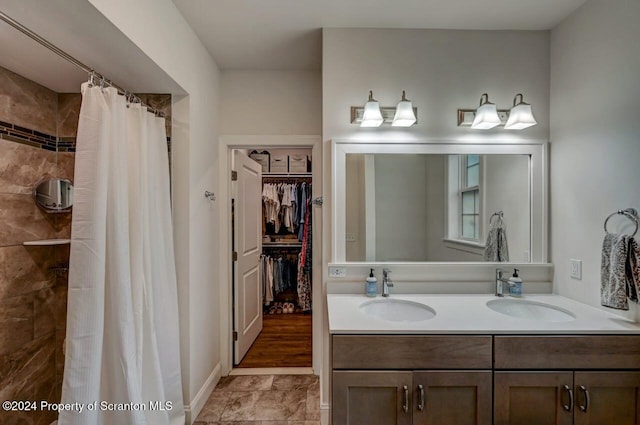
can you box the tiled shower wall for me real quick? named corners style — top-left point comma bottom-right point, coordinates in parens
top-left (0, 65), bottom-right (171, 425)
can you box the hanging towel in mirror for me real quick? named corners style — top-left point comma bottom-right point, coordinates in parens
top-left (626, 238), bottom-right (640, 302)
top-left (601, 233), bottom-right (629, 310)
top-left (484, 226), bottom-right (509, 262)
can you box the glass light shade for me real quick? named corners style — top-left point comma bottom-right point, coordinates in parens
top-left (471, 103), bottom-right (501, 130)
top-left (392, 100), bottom-right (416, 127)
top-left (360, 100), bottom-right (384, 127)
top-left (504, 103), bottom-right (537, 130)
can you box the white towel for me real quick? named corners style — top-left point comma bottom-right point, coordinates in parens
top-left (601, 233), bottom-right (630, 310)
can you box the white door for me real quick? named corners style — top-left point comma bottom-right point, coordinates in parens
top-left (233, 150), bottom-right (263, 364)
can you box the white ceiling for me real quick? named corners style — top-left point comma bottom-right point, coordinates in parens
top-left (172, 0), bottom-right (588, 70)
top-left (0, 0), bottom-right (588, 92)
top-left (0, 0), bottom-right (184, 93)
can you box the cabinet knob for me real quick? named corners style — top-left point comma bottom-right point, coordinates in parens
top-left (562, 384), bottom-right (574, 412)
top-left (417, 384), bottom-right (425, 411)
top-left (578, 385), bottom-right (590, 412)
top-left (402, 385), bottom-right (409, 413)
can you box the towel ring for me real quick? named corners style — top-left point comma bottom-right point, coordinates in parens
top-left (604, 210), bottom-right (639, 237)
top-left (489, 211), bottom-right (504, 226)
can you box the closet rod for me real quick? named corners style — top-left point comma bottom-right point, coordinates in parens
top-left (0, 11), bottom-right (164, 117)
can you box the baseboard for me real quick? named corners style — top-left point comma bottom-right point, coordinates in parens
top-left (184, 363), bottom-right (221, 424)
top-left (321, 403), bottom-right (330, 425)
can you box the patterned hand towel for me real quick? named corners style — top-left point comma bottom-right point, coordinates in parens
top-left (484, 226), bottom-right (509, 262)
top-left (601, 233), bottom-right (629, 310)
top-left (626, 238), bottom-right (640, 303)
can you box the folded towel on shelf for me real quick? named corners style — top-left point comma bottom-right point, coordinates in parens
top-left (601, 233), bottom-right (630, 310)
top-left (484, 226), bottom-right (509, 262)
top-left (626, 238), bottom-right (640, 302)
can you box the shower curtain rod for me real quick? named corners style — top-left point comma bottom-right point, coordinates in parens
top-left (0, 10), bottom-right (165, 117)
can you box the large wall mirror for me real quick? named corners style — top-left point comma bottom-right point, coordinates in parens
top-left (332, 141), bottom-right (547, 264)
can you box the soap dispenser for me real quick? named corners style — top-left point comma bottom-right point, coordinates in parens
top-left (509, 268), bottom-right (523, 297)
top-left (366, 269), bottom-right (378, 297)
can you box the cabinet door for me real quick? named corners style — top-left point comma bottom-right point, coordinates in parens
top-left (332, 371), bottom-right (413, 425)
top-left (494, 371), bottom-right (573, 425)
top-left (574, 372), bottom-right (640, 425)
top-left (413, 371), bottom-right (492, 425)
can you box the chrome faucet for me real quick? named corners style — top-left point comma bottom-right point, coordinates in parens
top-left (382, 268), bottom-right (394, 297)
top-left (495, 268), bottom-right (512, 297)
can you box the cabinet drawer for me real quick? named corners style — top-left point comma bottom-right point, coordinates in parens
top-left (332, 335), bottom-right (492, 369)
top-left (494, 335), bottom-right (640, 369)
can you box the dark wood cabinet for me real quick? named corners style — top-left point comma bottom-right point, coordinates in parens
top-left (332, 371), bottom-right (413, 425)
top-left (494, 371), bottom-right (640, 425)
top-left (494, 336), bottom-right (640, 425)
top-left (573, 372), bottom-right (640, 425)
top-left (413, 371), bottom-right (492, 425)
top-left (333, 370), bottom-right (492, 425)
top-left (494, 371), bottom-right (574, 425)
top-left (332, 334), bottom-right (640, 425)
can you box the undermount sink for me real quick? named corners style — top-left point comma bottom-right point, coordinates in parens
top-left (487, 299), bottom-right (576, 322)
top-left (360, 299), bottom-right (436, 322)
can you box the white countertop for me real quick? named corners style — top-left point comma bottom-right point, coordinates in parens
top-left (327, 294), bottom-right (640, 334)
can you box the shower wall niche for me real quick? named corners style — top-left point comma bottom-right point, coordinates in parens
top-left (0, 65), bottom-right (171, 425)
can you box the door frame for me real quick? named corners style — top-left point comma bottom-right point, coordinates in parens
top-left (218, 135), bottom-right (322, 376)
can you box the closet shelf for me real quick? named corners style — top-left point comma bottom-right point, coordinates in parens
top-left (263, 242), bottom-right (302, 248)
top-left (23, 239), bottom-right (71, 246)
top-left (262, 173), bottom-right (311, 178)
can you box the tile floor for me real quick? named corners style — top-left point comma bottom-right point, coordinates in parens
top-left (194, 374), bottom-right (320, 425)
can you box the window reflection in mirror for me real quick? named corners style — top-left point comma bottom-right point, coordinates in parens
top-left (345, 153), bottom-right (530, 262)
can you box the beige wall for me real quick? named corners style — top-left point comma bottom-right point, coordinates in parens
top-left (550, 0), bottom-right (640, 321)
top-left (220, 70), bottom-right (322, 135)
top-left (323, 28), bottom-right (550, 142)
top-left (345, 154), bottom-right (366, 261)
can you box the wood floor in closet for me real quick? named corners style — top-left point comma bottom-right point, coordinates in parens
top-left (237, 313), bottom-right (312, 368)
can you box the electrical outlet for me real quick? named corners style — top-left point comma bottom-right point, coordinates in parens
top-left (570, 259), bottom-right (582, 280)
top-left (329, 266), bottom-right (347, 278)
top-left (345, 233), bottom-right (356, 242)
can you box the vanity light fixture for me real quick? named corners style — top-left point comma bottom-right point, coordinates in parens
top-left (504, 93), bottom-right (537, 130)
top-left (392, 91), bottom-right (417, 127)
top-left (471, 93), bottom-right (501, 130)
top-left (360, 91), bottom-right (384, 127)
top-left (351, 90), bottom-right (418, 127)
top-left (457, 93), bottom-right (538, 130)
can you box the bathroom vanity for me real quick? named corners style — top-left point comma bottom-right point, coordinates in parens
top-left (327, 294), bottom-right (640, 425)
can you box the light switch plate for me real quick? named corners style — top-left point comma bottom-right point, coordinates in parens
top-left (329, 266), bottom-right (347, 278)
top-left (570, 259), bottom-right (582, 280)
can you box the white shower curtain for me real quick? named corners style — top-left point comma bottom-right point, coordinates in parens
top-left (59, 83), bottom-right (184, 425)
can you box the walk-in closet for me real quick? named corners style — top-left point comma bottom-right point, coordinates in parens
top-left (232, 148), bottom-right (313, 368)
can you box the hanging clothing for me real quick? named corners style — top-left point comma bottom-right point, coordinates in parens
top-left (262, 181), bottom-right (311, 237)
top-left (61, 83), bottom-right (184, 425)
top-left (262, 183), bottom-right (281, 232)
top-left (261, 255), bottom-right (274, 305)
top-left (298, 183), bottom-right (307, 241)
top-left (297, 195), bottom-right (312, 312)
top-left (260, 253), bottom-right (300, 305)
